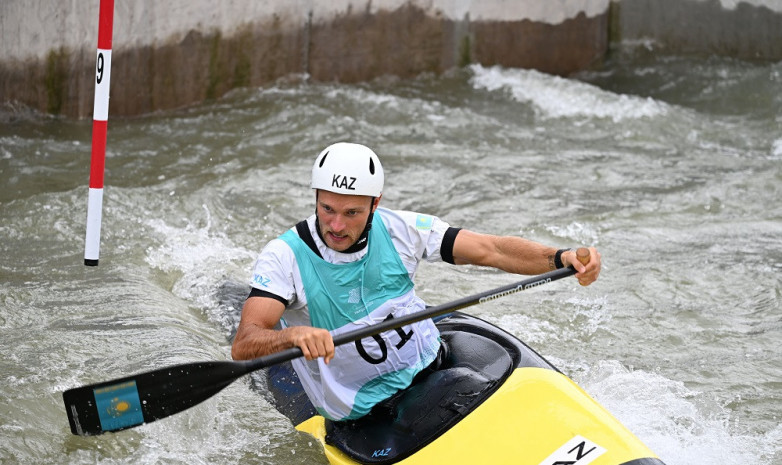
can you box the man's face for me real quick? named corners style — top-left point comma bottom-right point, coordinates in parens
top-left (316, 190), bottom-right (377, 252)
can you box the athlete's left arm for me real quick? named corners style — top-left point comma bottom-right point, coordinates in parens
top-left (450, 229), bottom-right (601, 286)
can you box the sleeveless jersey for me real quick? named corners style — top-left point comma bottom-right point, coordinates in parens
top-left (279, 214), bottom-right (440, 421)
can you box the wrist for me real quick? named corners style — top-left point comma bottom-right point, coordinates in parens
top-left (554, 248), bottom-right (571, 269)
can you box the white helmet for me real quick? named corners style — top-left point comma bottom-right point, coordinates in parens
top-left (311, 143), bottom-right (384, 197)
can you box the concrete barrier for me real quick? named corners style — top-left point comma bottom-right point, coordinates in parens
top-left (0, 0), bottom-right (780, 118)
top-left (610, 0), bottom-right (782, 59)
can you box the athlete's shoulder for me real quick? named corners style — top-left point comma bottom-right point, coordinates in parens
top-left (260, 226), bottom-right (298, 257)
top-left (376, 207), bottom-right (442, 232)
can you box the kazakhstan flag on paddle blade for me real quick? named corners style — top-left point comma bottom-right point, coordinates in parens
top-left (94, 380), bottom-right (144, 432)
top-left (415, 214), bottom-right (433, 230)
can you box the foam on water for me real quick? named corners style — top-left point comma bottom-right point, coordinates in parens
top-left (577, 361), bottom-right (782, 465)
top-left (772, 138), bottom-right (782, 159)
top-left (143, 204), bottom-right (256, 335)
top-left (545, 221), bottom-right (602, 246)
top-left (469, 64), bottom-right (669, 122)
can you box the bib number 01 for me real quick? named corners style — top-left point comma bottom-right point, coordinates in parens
top-left (355, 314), bottom-right (414, 365)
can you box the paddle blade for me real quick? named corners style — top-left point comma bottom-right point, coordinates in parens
top-left (63, 360), bottom-right (248, 436)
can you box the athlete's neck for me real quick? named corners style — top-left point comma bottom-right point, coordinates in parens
top-left (315, 214), bottom-right (373, 254)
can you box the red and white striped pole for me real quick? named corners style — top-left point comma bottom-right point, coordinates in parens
top-left (84, 0), bottom-right (114, 266)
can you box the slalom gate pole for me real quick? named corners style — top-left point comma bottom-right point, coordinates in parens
top-left (84, 0), bottom-right (115, 266)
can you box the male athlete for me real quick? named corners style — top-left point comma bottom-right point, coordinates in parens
top-left (232, 142), bottom-right (601, 421)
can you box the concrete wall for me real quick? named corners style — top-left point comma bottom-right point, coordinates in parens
top-left (0, 0), bottom-right (611, 117)
top-left (610, 0), bottom-right (782, 59)
top-left (1, 0), bottom-right (780, 118)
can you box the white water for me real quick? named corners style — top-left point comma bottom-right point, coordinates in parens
top-left (1, 51), bottom-right (780, 464)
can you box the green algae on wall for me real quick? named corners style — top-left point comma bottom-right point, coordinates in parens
top-left (45, 47), bottom-right (68, 115)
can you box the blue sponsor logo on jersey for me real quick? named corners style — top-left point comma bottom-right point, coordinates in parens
top-left (252, 274), bottom-right (271, 288)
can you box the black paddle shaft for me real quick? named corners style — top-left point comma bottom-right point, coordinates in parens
top-left (63, 265), bottom-right (577, 436)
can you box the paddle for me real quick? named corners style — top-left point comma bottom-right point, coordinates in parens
top-left (63, 248), bottom-right (590, 436)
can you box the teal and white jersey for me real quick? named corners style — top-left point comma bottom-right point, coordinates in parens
top-left (249, 208), bottom-right (450, 420)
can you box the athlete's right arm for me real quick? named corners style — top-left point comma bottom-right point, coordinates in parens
top-left (231, 296), bottom-right (335, 363)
